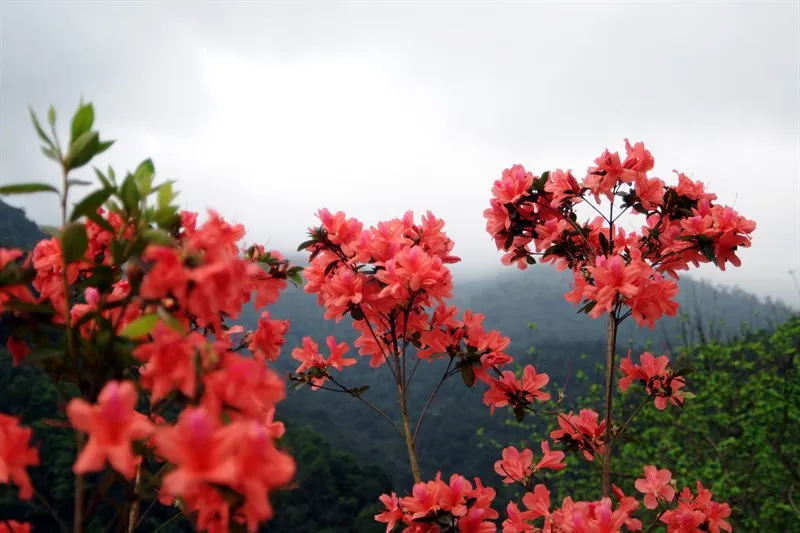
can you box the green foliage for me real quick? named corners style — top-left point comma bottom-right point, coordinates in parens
top-left (265, 426), bottom-right (392, 533)
top-left (545, 317), bottom-right (800, 530)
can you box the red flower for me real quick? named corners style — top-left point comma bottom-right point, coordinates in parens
top-left (66, 381), bottom-right (153, 479)
top-left (635, 465), bottom-right (675, 509)
top-left (0, 414), bottom-right (39, 500)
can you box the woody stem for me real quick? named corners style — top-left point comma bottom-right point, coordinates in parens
top-left (126, 455), bottom-right (143, 532)
top-left (59, 165), bottom-right (85, 533)
top-left (398, 377), bottom-right (422, 483)
top-left (601, 310), bottom-right (619, 497)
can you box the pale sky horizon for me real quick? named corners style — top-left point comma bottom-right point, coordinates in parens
top-left (1, 1), bottom-right (798, 308)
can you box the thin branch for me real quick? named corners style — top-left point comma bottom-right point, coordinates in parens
top-left (537, 203), bottom-right (596, 257)
top-left (326, 375), bottom-right (404, 437)
top-left (611, 205), bottom-right (631, 224)
top-left (788, 484), bottom-right (800, 517)
top-left (643, 504), bottom-right (671, 533)
top-left (356, 304), bottom-right (397, 380)
top-left (34, 486), bottom-right (70, 533)
top-left (134, 498), bottom-right (159, 530)
top-left (615, 393), bottom-right (654, 440)
top-left (151, 512), bottom-right (182, 533)
top-left (581, 195), bottom-right (611, 224)
top-left (412, 358), bottom-right (454, 443)
top-left (405, 356), bottom-right (422, 389)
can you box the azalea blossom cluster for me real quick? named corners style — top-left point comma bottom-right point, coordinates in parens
top-left (660, 482), bottom-right (732, 533)
top-left (502, 483), bottom-right (642, 533)
top-left (494, 441), bottom-right (566, 486)
top-left (1, 104), bottom-right (302, 533)
top-left (1, 205), bottom-right (299, 531)
top-left (619, 351), bottom-right (690, 410)
top-left (499, 464), bottom-right (730, 533)
top-left (1, 205), bottom-right (298, 531)
top-left (483, 140), bottom-right (756, 328)
top-left (549, 409), bottom-right (607, 462)
top-left (295, 208), bottom-right (536, 413)
top-left (375, 473), bottom-right (499, 533)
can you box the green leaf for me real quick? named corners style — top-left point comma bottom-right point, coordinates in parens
top-left (110, 239), bottom-right (127, 265)
top-left (67, 178), bottom-right (93, 187)
top-left (119, 174), bottom-right (140, 215)
top-left (157, 307), bottom-right (185, 334)
top-left (140, 228), bottom-right (176, 247)
top-left (599, 232), bottom-right (610, 254)
top-left (70, 103), bottom-right (94, 144)
top-left (85, 209), bottom-right (115, 233)
top-left (323, 260), bottom-right (339, 276)
top-left (461, 365), bottom-right (476, 387)
top-left (47, 105), bottom-right (57, 127)
top-left (65, 131), bottom-right (100, 170)
top-left (157, 181), bottom-right (174, 209)
top-left (289, 269), bottom-right (304, 287)
top-left (154, 207), bottom-right (180, 230)
top-left (119, 313), bottom-right (159, 339)
top-left (25, 346), bottom-right (65, 364)
top-left (41, 146), bottom-right (59, 161)
top-left (137, 159), bottom-right (155, 175)
top-left (297, 239), bottom-right (316, 252)
top-left (70, 187), bottom-right (114, 221)
top-left (95, 140), bottom-right (114, 156)
top-left (681, 391), bottom-right (697, 400)
top-left (94, 167), bottom-right (112, 189)
top-left (29, 107), bottom-right (55, 149)
top-left (134, 159), bottom-right (155, 195)
top-left (0, 300), bottom-right (55, 314)
top-left (0, 183), bottom-right (59, 196)
top-left (60, 222), bottom-right (88, 264)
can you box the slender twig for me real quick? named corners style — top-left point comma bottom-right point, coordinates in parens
top-left (412, 358), bottom-right (454, 443)
top-left (405, 356), bottom-right (422, 389)
top-left (126, 444), bottom-right (145, 531)
top-left (581, 195), bottom-right (611, 224)
top-left (151, 512), bottom-right (182, 533)
top-left (401, 305), bottom-right (411, 386)
top-left (615, 393), bottom-right (654, 440)
top-left (357, 304), bottom-right (397, 380)
top-left (643, 504), bottom-right (671, 533)
top-left (537, 203), bottom-right (596, 257)
top-left (611, 205), bottom-right (631, 224)
top-left (134, 496), bottom-right (160, 530)
top-left (326, 375), bottom-right (404, 437)
top-left (788, 484), bottom-right (800, 517)
top-left (33, 487), bottom-right (70, 533)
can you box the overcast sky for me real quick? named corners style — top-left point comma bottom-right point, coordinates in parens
top-left (1, 1), bottom-right (798, 307)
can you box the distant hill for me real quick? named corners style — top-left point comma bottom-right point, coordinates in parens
top-left (0, 200), bottom-right (46, 249)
